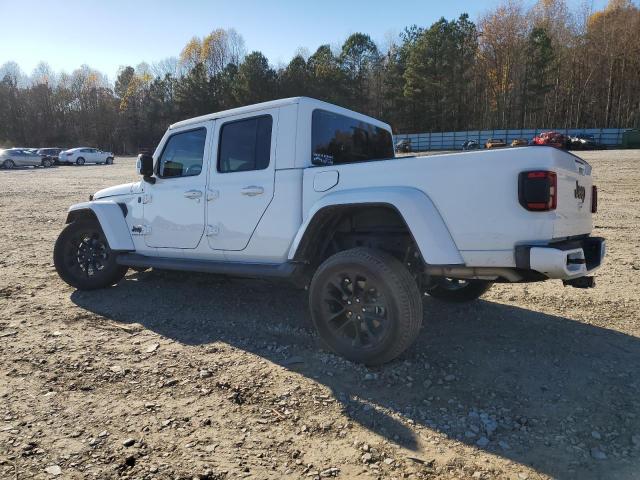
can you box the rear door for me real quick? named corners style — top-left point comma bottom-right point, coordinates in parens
top-left (27, 151), bottom-right (41, 165)
top-left (206, 109), bottom-right (278, 251)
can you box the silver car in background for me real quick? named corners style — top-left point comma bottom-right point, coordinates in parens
top-left (1, 148), bottom-right (53, 169)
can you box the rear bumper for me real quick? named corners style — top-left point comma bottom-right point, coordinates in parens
top-left (515, 236), bottom-right (605, 280)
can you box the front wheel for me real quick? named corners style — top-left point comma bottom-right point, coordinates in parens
top-left (76, 157), bottom-right (85, 166)
top-left (309, 247), bottom-right (423, 365)
top-left (53, 219), bottom-right (128, 290)
top-left (426, 278), bottom-right (492, 302)
top-left (105, 157), bottom-right (114, 165)
top-left (42, 158), bottom-right (52, 168)
top-left (3, 159), bottom-right (15, 169)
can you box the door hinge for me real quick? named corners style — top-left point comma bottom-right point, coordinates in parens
top-left (205, 224), bottom-right (220, 236)
top-left (141, 194), bottom-right (152, 204)
top-left (131, 225), bottom-right (152, 235)
top-left (206, 189), bottom-right (219, 201)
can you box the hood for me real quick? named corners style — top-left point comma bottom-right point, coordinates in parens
top-left (93, 182), bottom-right (140, 200)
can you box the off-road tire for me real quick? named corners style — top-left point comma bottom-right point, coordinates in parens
top-left (76, 157), bottom-right (85, 166)
top-left (3, 159), bottom-right (15, 169)
top-left (105, 157), bottom-right (114, 165)
top-left (54, 219), bottom-right (128, 290)
top-left (309, 247), bottom-right (423, 365)
top-left (426, 278), bottom-right (492, 302)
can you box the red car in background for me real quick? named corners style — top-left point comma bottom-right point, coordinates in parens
top-left (532, 131), bottom-right (570, 149)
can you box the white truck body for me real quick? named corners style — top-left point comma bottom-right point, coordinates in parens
top-left (68, 97), bottom-right (602, 282)
top-left (56, 97), bottom-right (606, 364)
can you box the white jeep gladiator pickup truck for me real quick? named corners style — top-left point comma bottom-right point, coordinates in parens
top-left (54, 97), bottom-right (605, 365)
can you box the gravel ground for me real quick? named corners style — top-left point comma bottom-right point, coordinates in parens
top-left (1, 150), bottom-right (639, 480)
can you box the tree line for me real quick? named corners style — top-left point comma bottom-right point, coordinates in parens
top-left (0, 0), bottom-right (638, 153)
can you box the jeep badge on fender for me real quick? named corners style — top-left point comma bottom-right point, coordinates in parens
top-left (575, 180), bottom-right (586, 202)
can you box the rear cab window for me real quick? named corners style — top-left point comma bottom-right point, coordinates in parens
top-left (311, 109), bottom-right (394, 166)
top-left (218, 115), bottom-right (272, 173)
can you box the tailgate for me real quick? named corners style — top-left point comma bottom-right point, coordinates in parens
top-left (552, 151), bottom-right (593, 238)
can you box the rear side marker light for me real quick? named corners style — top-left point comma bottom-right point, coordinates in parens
top-left (518, 171), bottom-right (557, 211)
top-left (591, 185), bottom-right (598, 213)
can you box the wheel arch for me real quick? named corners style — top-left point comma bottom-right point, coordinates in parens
top-left (66, 201), bottom-right (134, 251)
top-left (288, 187), bottom-right (464, 266)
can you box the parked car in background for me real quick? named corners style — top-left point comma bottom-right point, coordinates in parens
top-left (59, 147), bottom-right (115, 165)
top-left (532, 131), bottom-right (570, 149)
top-left (1, 148), bottom-right (53, 168)
top-left (569, 134), bottom-right (606, 150)
top-left (395, 139), bottom-right (411, 153)
top-left (485, 138), bottom-right (507, 149)
top-left (37, 147), bottom-right (64, 165)
top-left (511, 138), bottom-right (528, 147)
top-left (462, 140), bottom-right (479, 150)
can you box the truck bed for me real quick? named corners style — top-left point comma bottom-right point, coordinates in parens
top-left (302, 146), bottom-right (594, 268)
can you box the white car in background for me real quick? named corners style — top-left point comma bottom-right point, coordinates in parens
top-left (59, 147), bottom-right (115, 166)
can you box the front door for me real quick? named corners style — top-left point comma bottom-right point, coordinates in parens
top-left (207, 109), bottom-right (278, 251)
top-left (143, 123), bottom-right (212, 249)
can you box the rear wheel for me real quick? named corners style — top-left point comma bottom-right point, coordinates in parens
top-left (53, 219), bottom-right (128, 290)
top-left (3, 159), bottom-right (15, 169)
top-left (309, 247), bottom-right (423, 365)
top-left (76, 157), bottom-right (85, 166)
top-left (426, 278), bottom-right (492, 302)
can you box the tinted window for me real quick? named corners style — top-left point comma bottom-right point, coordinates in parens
top-left (158, 128), bottom-right (207, 178)
top-left (311, 110), bottom-right (394, 166)
top-left (218, 116), bottom-right (272, 173)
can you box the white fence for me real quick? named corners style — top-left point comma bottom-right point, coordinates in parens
top-left (393, 128), bottom-right (628, 151)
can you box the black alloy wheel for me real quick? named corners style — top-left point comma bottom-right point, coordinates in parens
top-left (310, 248), bottom-right (423, 365)
top-left (54, 219), bottom-right (128, 290)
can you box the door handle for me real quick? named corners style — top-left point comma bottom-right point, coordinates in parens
top-left (184, 190), bottom-right (203, 199)
top-left (241, 186), bottom-right (264, 196)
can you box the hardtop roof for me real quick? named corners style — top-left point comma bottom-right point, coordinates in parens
top-left (169, 97), bottom-right (391, 132)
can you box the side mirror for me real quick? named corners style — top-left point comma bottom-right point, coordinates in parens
top-left (137, 154), bottom-right (156, 184)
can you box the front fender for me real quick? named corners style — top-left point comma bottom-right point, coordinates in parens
top-left (66, 201), bottom-right (134, 251)
top-left (288, 187), bottom-right (464, 265)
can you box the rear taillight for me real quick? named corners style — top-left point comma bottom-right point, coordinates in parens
top-left (518, 170), bottom-right (557, 211)
top-left (591, 185), bottom-right (598, 213)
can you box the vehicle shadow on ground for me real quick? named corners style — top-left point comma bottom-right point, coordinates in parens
top-left (71, 270), bottom-right (640, 479)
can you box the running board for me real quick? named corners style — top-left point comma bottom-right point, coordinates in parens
top-left (116, 253), bottom-right (299, 279)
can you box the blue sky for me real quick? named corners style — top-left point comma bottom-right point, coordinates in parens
top-left (1, 0), bottom-right (610, 81)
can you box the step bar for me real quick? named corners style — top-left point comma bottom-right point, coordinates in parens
top-left (116, 253), bottom-right (299, 279)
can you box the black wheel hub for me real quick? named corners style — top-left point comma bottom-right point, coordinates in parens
top-left (74, 234), bottom-right (108, 277)
top-left (321, 271), bottom-right (390, 349)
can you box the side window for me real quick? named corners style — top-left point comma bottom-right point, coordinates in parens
top-left (218, 115), bottom-right (272, 173)
top-left (158, 128), bottom-right (207, 178)
top-left (311, 109), bottom-right (394, 166)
